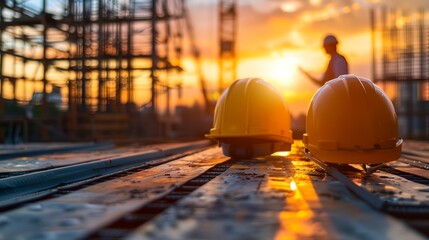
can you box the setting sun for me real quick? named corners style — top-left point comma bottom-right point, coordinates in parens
top-left (266, 53), bottom-right (300, 87)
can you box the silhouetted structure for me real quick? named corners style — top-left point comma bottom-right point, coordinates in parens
top-left (371, 7), bottom-right (429, 140)
top-left (0, 0), bottom-right (187, 141)
top-left (218, 0), bottom-right (237, 94)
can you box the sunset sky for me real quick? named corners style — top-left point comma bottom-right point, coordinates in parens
top-left (2, 0), bottom-right (429, 117)
top-left (181, 0), bottom-right (429, 117)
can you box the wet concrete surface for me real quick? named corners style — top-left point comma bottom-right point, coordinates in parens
top-left (0, 148), bottom-right (228, 240)
top-left (128, 145), bottom-right (425, 240)
top-left (0, 141), bottom-right (427, 240)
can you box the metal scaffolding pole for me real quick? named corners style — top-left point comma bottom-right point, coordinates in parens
top-left (151, 0), bottom-right (158, 117)
top-left (127, 0), bottom-right (135, 105)
top-left (42, 0), bottom-right (48, 113)
top-left (0, 1), bottom-right (3, 101)
top-left (372, 6), bottom-right (429, 140)
top-left (0, 0), bottom-right (188, 140)
top-left (218, 0), bottom-right (237, 94)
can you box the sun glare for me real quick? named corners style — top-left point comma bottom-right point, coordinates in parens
top-left (281, 2), bottom-right (302, 13)
top-left (266, 53), bottom-right (300, 87)
top-left (290, 180), bottom-right (297, 191)
top-left (271, 151), bottom-right (290, 157)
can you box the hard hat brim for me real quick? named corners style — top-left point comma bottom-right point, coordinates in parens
top-left (220, 141), bottom-right (292, 159)
top-left (205, 133), bottom-right (293, 145)
top-left (304, 139), bottom-right (403, 164)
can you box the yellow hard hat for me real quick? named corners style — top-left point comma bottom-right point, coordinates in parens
top-left (303, 74), bottom-right (402, 164)
top-left (206, 78), bottom-right (293, 158)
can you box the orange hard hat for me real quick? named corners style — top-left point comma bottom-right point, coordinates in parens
top-left (303, 74), bottom-right (402, 164)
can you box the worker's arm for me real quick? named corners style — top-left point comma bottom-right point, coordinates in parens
top-left (320, 54), bottom-right (348, 84)
top-left (298, 66), bottom-right (324, 86)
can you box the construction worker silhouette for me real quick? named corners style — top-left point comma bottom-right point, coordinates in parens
top-left (299, 34), bottom-right (349, 86)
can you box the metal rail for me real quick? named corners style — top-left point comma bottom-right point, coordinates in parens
top-left (0, 146), bottom-right (209, 212)
top-left (0, 142), bottom-right (113, 160)
top-left (305, 151), bottom-right (429, 216)
top-left (86, 160), bottom-right (236, 239)
top-left (380, 166), bottom-right (429, 188)
top-left (0, 147), bottom-right (229, 240)
top-left (399, 156), bottom-right (429, 170)
top-left (0, 140), bottom-right (211, 204)
top-left (306, 152), bottom-right (386, 210)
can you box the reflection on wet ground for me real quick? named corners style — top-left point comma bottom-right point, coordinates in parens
top-left (0, 141), bottom-right (427, 239)
top-left (128, 141), bottom-right (424, 240)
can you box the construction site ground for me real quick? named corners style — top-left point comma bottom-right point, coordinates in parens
top-left (0, 140), bottom-right (427, 240)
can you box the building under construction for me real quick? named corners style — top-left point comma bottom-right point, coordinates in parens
top-left (372, 7), bottom-right (429, 140)
top-left (0, 0), bottom-right (194, 142)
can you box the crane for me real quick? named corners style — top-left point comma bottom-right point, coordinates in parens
top-left (218, 0), bottom-right (237, 94)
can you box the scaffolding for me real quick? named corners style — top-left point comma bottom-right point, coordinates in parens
top-left (0, 0), bottom-right (186, 140)
top-left (372, 7), bottom-right (429, 140)
top-left (218, 0), bottom-right (236, 94)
